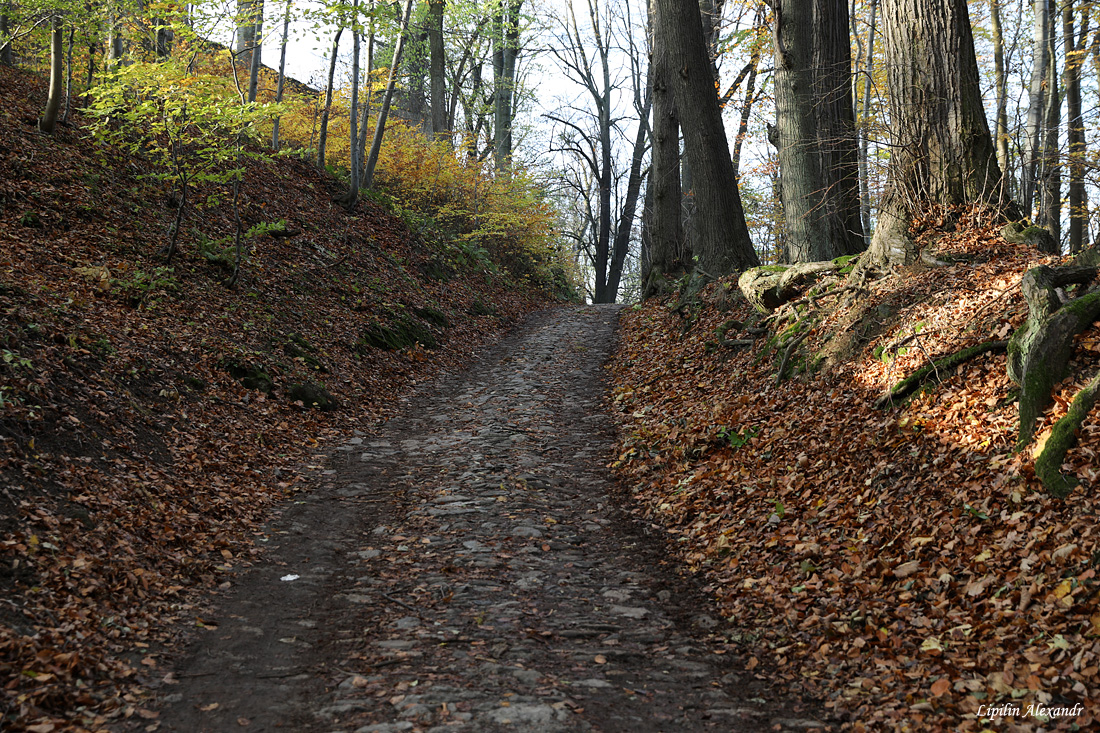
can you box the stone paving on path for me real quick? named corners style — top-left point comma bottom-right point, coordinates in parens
top-left (150, 305), bottom-right (830, 733)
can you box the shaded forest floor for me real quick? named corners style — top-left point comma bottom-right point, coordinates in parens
top-left (0, 66), bottom-right (553, 731)
top-left (610, 217), bottom-right (1100, 730)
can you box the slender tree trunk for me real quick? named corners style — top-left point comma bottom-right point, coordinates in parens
top-left (1064, 4), bottom-right (1088, 253)
top-left (991, 0), bottom-right (1010, 187)
top-left (655, 0), bottom-right (759, 275)
top-left (247, 1), bottom-right (264, 103)
top-left (730, 41), bottom-right (759, 179)
top-left (356, 11), bottom-right (374, 178)
top-left (316, 26), bottom-right (344, 171)
top-left (63, 26), bottom-right (73, 122)
top-left (105, 1), bottom-right (124, 68)
top-left (858, 0), bottom-right (878, 247)
top-left (429, 0), bottom-right (447, 140)
top-left (39, 16), bottom-right (64, 134)
top-left (1023, 0), bottom-right (1050, 215)
top-left (1037, 2), bottom-right (1060, 250)
top-left (347, 0), bottom-right (361, 208)
top-left (271, 1), bottom-right (290, 150)
top-left (605, 95), bottom-right (652, 301)
top-left (363, 0), bottom-right (416, 189)
top-left (864, 0), bottom-right (1005, 268)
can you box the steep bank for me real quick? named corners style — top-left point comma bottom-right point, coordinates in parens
top-left (611, 219), bottom-right (1099, 730)
top-left (0, 66), bottom-right (555, 731)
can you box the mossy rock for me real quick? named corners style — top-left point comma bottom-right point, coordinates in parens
top-left (282, 332), bottom-right (326, 372)
top-left (184, 375), bottom-right (208, 391)
top-left (468, 299), bottom-right (497, 317)
top-left (1001, 221), bottom-right (1057, 252)
top-left (287, 382), bottom-right (338, 411)
top-left (221, 358), bottom-right (274, 394)
top-left (413, 306), bottom-right (451, 329)
top-left (357, 315), bottom-right (437, 351)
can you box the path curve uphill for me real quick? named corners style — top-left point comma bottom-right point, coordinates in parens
top-left (148, 305), bottom-right (828, 733)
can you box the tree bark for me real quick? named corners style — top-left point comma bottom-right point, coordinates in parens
top-left (39, 15), bottom-right (64, 134)
top-left (863, 0), bottom-right (1004, 269)
top-left (857, 0), bottom-right (878, 246)
top-left (1022, 0), bottom-right (1050, 215)
top-left (316, 26), bottom-right (344, 171)
top-left (246, 1), bottom-right (264, 104)
top-left (773, 0), bottom-right (863, 263)
top-left (429, 0), bottom-right (447, 140)
top-left (271, 1), bottom-right (291, 150)
top-left (492, 0), bottom-right (522, 170)
top-left (346, 0), bottom-right (362, 208)
top-left (0, 9), bottom-right (12, 66)
top-left (1064, 5), bottom-right (1088, 254)
top-left (990, 0), bottom-right (1010, 189)
top-left (363, 0), bottom-right (416, 189)
top-left (655, 0), bottom-right (759, 276)
top-left (1036, 1), bottom-right (1060, 250)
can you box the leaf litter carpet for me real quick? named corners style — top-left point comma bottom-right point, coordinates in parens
top-left (139, 305), bottom-right (828, 732)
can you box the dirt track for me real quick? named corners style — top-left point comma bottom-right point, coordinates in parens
top-left (138, 305), bottom-right (830, 732)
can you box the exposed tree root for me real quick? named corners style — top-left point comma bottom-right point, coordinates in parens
top-left (1034, 371), bottom-right (1100, 498)
top-left (1008, 262), bottom-right (1100, 448)
top-left (875, 340), bottom-right (1008, 408)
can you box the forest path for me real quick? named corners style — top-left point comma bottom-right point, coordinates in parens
top-left (145, 305), bottom-right (829, 733)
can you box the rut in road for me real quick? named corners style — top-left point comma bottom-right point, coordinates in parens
top-left (149, 305), bottom-right (829, 733)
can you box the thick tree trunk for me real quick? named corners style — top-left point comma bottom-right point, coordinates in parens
top-left (774, 0), bottom-right (863, 263)
top-left (492, 0), bottom-right (522, 170)
top-left (655, 0), bottom-right (759, 276)
top-left (864, 0), bottom-right (1004, 269)
top-left (429, 0), bottom-right (447, 140)
top-left (39, 16), bottom-right (64, 134)
top-left (644, 0), bottom-right (685, 290)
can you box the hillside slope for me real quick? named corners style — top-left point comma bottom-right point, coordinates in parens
top-left (0, 67), bottom-right (554, 731)
top-left (611, 218), bottom-right (1100, 730)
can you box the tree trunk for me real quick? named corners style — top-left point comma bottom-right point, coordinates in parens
top-left (316, 26), bottom-right (344, 171)
top-left (346, 0), bottom-right (361, 208)
top-left (644, 0), bottom-right (685, 290)
top-left (247, 1), bottom-right (264, 103)
top-left (429, 0), bottom-right (447, 140)
top-left (655, 0), bottom-right (759, 276)
top-left (493, 0), bottom-right (522, 170)
top-left (773, 0), bottom-right (863, 263)
top-left (1022, 0), bottom-right (1050, 216)
top-left (990, 0), bottom-right (1010, 189)
top-left (363, 0), bottom-right (416, 189)
top-left (1036, 2), bottom-right (1060, 252)
top-left (63, 26), bottom-right (73, 122)
top-left (39, 16), bottom-right (64, 134)
top-left (1064, 5), bottom-right (1088, 254)
top-left (863, 0), bottom-right (1004, 269)
top-left (0, 8), bottom-right (12, 66)
top-left (858, 0), bottom-right (878, 247)
top-left (271, 1), bottom-right (291, 150)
